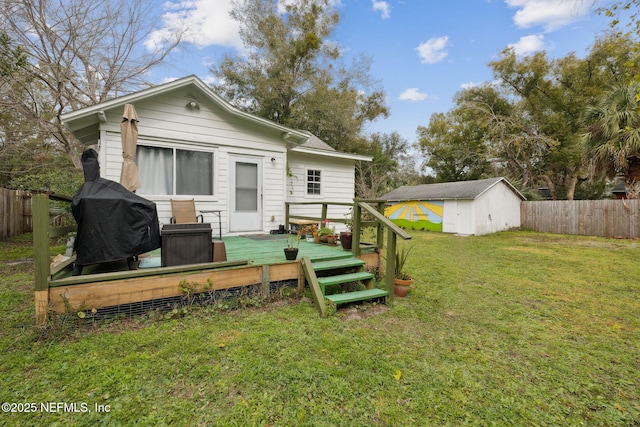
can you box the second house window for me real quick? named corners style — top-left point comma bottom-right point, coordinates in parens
top-left (307, 169), bottom-right (321, 195)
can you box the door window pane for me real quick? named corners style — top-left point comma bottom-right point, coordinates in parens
top-left (236, 162), bottom-right (258, 211)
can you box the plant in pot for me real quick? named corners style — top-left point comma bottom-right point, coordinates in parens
top-left (284, 233), bottom-right (300, 260)
top-left (317, 226), bottom-right (334, 244)
top-left (299, 224), bottom-right (317, 242)
top-left (327, 233), bottom-right (338, 246)
top-left (340, 209), bottom-right (354, 251)
top-left (393, 246), bottom-right (413, 297)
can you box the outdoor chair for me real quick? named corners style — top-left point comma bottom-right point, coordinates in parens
top-left (170, 199), bottom-right (204, 224)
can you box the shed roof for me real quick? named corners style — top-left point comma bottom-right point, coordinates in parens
top-left (382, 177), bottom-right (525, 201)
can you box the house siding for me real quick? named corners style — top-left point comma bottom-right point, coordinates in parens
top-left (474, 183), bottom-right (522, 235)
top-left (96, 86), bottom-right (289, 234)
top-left (286, 152), bottom-right (355, 232)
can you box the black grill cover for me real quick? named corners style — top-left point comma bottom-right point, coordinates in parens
top-left (72, 149), bottom-right (161, 265)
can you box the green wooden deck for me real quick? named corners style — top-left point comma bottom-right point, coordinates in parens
top-left (136, 234), bottom-right (352, 269)
top-left (223, 235), bottom-right (350, 265)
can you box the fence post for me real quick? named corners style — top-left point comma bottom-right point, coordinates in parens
top-left (32, 194), bottom-right (50, 324)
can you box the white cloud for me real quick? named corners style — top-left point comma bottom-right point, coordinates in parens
top-left (460, 82), bottom-right (478, 90)
top-left (505, 0), bottom-right (591, 32)
top-left (509, 34), bottom-right (545, 55)
top-left (416, 36), bottom-right (449, 64)
top-left (372, 1), bottom-right (391, 19)
top-left (399, 88), bottom-right (429, 102)
top-left (145, 0), bottom-right (243, 51)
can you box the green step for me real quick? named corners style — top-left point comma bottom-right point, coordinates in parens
top-left (325, 288), bottom-right (388, 305)
top-left (312, 258), bottom-right (365, 272)
top-left (317, 271), bottom-right (374, 288)
top-left (307, 252), bottom-right (353, 263)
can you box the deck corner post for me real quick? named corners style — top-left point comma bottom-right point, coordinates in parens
top-left (386, 230), bottom-right (397, 301)
top-left (33, 194), bottom-right (51, 324)
top-left (261, 265), bottom-right (270, 300)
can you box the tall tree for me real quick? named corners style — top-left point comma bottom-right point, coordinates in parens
top-left (583, 83), bottom-right (640, 198)
top-left (0, 0), bottom-right (185, 167)
top-left (212, 0), bottom-right (388, 152)
top-left (487, 49), bottom-right (593, 199)
top-left (417, 110), bottom-right (491, 183)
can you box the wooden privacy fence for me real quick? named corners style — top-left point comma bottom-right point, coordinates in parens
top-left (521, 199), bottom-right (640, 238)
top-left (0, 188), bottom-right (32, 240)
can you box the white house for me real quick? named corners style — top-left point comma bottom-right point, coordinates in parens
top-left (59, 75), bottom-right (370, 235)
top-left (382, 177), bottom-right (525, 235)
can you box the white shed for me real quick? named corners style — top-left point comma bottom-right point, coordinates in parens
top-left (382, 177), bottom-right (525, 235)
top-left (60, 75), bottom-right (370, 235)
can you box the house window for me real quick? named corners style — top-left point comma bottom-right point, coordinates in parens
top-left (136, 145), bottom-right (214, 195)
top-left (307, 169), bottom-right (321, 195)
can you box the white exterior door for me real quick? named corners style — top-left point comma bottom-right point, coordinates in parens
top-left (230, 156), bottom-right (262, 232)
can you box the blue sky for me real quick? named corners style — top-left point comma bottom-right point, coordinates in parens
top-left (146, 0), bottom-right (614, 144)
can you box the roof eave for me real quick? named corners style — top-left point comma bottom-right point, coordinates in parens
top-left (290, 146), bottom-right (372, 161)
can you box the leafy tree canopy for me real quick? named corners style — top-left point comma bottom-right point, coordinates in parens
top-left (211, 0), bottom-right (388, 153)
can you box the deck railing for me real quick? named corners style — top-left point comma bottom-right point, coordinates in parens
top-left (33, 193), bottom-right (77, 323)
top-left (285, 198), bottom-right (412, 297)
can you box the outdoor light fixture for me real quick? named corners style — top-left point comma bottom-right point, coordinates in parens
top-left (186, 101), bottom-right (199, 110)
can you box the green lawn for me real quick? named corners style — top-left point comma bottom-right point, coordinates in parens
top-left (0, 230), bottom-right (638, 426)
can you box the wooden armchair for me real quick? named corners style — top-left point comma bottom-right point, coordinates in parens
top-left (170, 199), bottom-right (204, 224)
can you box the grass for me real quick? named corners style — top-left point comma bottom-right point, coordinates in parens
top-left (0, 230), bottom-right (639, 426)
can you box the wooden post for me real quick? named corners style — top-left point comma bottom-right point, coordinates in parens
top-left (386, 228), bottom-right (396, 300)
top-left (285, 203), bottom-right (290, 230)
top-left (352, 200), bottom-right (361, 257)
top-left (376, 201), bottom-right (385, 249)
top-left (321, 203), bottom-right (328, 224)
top-left (261, 265), bottom-right (270, 300)
top-left (32, 194), bottom-right (50, 324)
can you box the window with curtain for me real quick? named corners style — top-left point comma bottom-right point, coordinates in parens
top-left (307, 169), bottom-right (321, 195)
top-left (137, 145), bottom-right (214, 195)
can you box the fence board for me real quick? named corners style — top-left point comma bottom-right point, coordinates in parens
top-left (522, 200), bottom-right (640, 238)
top-left (1, 188), bottom-right (32, 240)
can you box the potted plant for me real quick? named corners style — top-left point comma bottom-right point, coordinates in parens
top-left (393, 246), bottom-right (413, 297)
top-left (298, 224), bottom-right (317, 242)
top-left (317, 226), bottom-right (334, 243)
top-left (284, 233), bottom-right (300, 260)
top-left (340, 209), bottom-right (354, 251)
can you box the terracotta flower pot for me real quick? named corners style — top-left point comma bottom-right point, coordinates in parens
top-left (393, 278), bottom-right (412, 297)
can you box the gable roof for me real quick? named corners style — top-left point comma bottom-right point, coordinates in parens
top-left (59, 74), bottom-right (309, 143)
top-left (59, 75), bottom-right (371, 162)
top-left (382, 177), bottom-right (525, 201)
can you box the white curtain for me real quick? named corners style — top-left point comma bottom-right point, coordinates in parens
top-left (176, 149), bottom-right (213, 195)
top-left (136, 146), bottom-right (172, 195)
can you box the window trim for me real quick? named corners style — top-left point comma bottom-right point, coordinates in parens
top-left (305, 168), bottom-right (322, 197)
top-left (136, 140), bottom-right (218, 200)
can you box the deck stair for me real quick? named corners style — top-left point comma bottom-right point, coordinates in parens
top-left (302, 255), bottom-right (387, 316)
